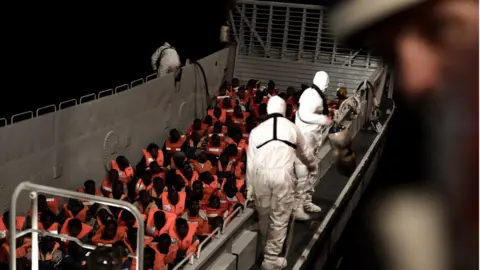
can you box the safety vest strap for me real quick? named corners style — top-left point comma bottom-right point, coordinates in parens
top-left (256, 115), bottom-right (296, 150)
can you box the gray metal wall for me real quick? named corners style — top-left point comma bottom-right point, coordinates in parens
top-left (234, 56), bottom-right (376, 99)
top-left (0, 48), bottom-right (230, 213)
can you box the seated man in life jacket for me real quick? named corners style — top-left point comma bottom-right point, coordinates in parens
top-left (77, 179), bottom-right (102, 199)
top-left (208, 107), bottom-right (227, 125)
top-left (39, 210), bottom-right (60, 234)
top-left (112, 155), bottom-right (134, 185)
top-left (169, 218), bottom-right (199, 261)
top-left (206, 134), bottom-right (226, 158)
top-left (146, 208), bottom-right (176, 237)
top-left (181, 200), bottom-right (209, 241)
top-left (134, 190), bottom-right (158, 215)
top-left (150, 176), bottom-right (165, 204)
top-left (92, 219), bottom-right (125, 246)
top-left (37, 236), bottom-right (62, 264)
top-left (191, 151), bottom-right (216, 175)
top-left (197, 172), bottom-right (221, 200)
top-left (123, 228), bottom-right (153, 256)
top-left (255, 103), bottom-right (268, 122)
top-left (61, 199), bottom-right (88, 224)
top-left (143, 246), bottom-right (157, 270)
top-left (223, 144), bottom-right (240, 163)
top-left (137, 143), bottom-right (164, 176)
top-left (135, 170), bottom-right (154, 196)
top-left (90, 206), bottom-right (114, 231)
top-left (202, 115), bottom-right (213, 129)
top-left (207, 121), bottom-right (228, 140)
top-left (162, 172), bottom-right (187, 217)
top-left (101, 169), bottom-right (120, 197)
top-left (189, 181), bottom-right (208, 210)
top-left (60, 218), bottom-right (93, 244)
top-left (58, 241), bottom-right (90, 269)
top-left (236, 87), bottom-right (251, 108)
top-left (187, 118), bottom-right (208, 137)
top-left (221, 176), bottom-right (246, 216)
top-left (186, 132), bottom-right (202, 160)
top-left (216, 152), bottom-right (235, 180)
top-left (112, 241), bottom-right (132, 270)
top-left (205, 195), bottom-right (228, 222)
top-left (231, 78), bottom-right (240, 92)
top-left (28, 194), bottom-right (59, 218)
top-left (171, 152), bottom-right (194, 183)
top-left (154, 233), bottom-right (178, 269)
top-left (163, 129), bottom-right (188, 162)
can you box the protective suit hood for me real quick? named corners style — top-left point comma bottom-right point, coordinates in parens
top-left (267, 96), bottom-right (286, 116)
top-left (313, 71), bottom-right (329, 92)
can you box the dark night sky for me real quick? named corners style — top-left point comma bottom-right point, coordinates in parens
top-left (0, 1), bottom-right (339, 119)
top-left (0, 2), bottom-right (229, 118)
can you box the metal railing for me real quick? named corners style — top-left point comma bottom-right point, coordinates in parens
top-left (230, 0), bottom-right (380, 67)
top-left (0, 72), bottom-right (158, 127)
top-left (9, 182), bottom-right (145, 270)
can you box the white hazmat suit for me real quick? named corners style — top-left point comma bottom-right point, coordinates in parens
top-left (247, 96), bottom-right (318, 270)
top-left (294, 71), bottom-right (333, 220)
top-left (151, 42), bottom-right (181, 77)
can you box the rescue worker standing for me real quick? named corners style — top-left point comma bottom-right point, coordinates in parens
top-left (151, 42), bottom-right (181, 77)
top-left (294, 71), bottom-right (333, 220)
top-left (247, 96), bottom-right (318, 269)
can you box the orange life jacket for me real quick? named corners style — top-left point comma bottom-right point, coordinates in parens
top-left (111, 160), bottom-right (134, 184)
top-left (187, 123), bottom-right (208, 136)
top-left (161, 191), bottom-right (186, 216)
top-left (143, 149), bottom-right (165, 168)
top-left (205, 207), bottom-right (228, 221)
top-left (169, 223), bottom-right (199, 254)
top-left (101, 178), bottom-right (114, 197)
top-left (235, 161), bottom-right (246, 179)
top-left (182, 212), bottom-right (210, 236)
top-left (91, 226), bottom-right (127, 246)
top-left (146, 208), bottom-right (176, 237)
top-left (153, 245), bottom-right (178, 270)
top-left (191, 160), bottom-right (216, 175)
top-left (216, 160), bottom-right (235, 178)
top-left (62, 205), bottom-right (88, 223)
top-left (117, 210), bottom-right (147, 229)
top-left (0, 216), bottom-right (26, 240)
top-left (38, 222), bottom-right (60, 234)
top-left (165, 135), bottom-right (187, 155)
top-left (207, 109), bottom-right (226, 124)
top-left (135, 178), bottom-right (154, 196)
top-left (0, 240), bottom-right (31, 262)
top-left (176, 169), bottom-right (198, 187)
top-left (206, 142), bottom-right (226, 156)
top-left (60, 218), bottom-right (93, 242)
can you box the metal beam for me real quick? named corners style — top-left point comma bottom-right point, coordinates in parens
top-left (236, 6), bottom-right (270, 57)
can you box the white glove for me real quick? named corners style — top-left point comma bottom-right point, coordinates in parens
top-left (246, 184), bottom-right (255, 201)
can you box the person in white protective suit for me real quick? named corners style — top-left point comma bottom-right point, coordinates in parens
top-left (294, 71), bottom-right (333, 220)
top-left (150, 42), bottom-right (181, 77)
top-left (247, 96), bottom-right (318, 270)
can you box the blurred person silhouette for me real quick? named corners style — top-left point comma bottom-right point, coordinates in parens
top-left (329, 1), bottom-right (478, 270)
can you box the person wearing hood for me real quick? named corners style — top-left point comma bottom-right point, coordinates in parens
top-left (294, 71), bottom-right (333, 220)
top-left (247, 96), bottom-right (318, 269)
top-left (151, 42), bottom-right (181, 77)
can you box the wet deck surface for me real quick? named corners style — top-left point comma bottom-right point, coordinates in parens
top-left (250, 128), bottom-right (378, 270)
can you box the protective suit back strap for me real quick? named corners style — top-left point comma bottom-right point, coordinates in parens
top-left (256, 116), bottom-right (297, 149)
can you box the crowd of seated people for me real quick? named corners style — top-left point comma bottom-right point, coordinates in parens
top-left (0, 78), bottom-right (304, 270)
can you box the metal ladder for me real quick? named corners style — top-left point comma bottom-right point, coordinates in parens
top-left (9, 181), bottom-right (145, 270)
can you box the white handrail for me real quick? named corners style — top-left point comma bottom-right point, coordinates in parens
top-left (222, 206), bottom-right (243, 233)
top-left (9, 181), bottom-right (145, 270)
top-left (196, 227), bottom-right (220, 259)
top-left (172, 253), bottom-right (195, 270)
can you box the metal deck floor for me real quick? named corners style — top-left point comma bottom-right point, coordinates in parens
top-left (250, 128), bottom-right (378, 270)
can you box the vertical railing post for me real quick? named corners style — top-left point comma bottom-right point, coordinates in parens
top-left (314, 9), bottom-right (324, 63)
top-left (266, 3), bottom-right (273, 56)
top-left (248, 4), bottom-right (257, 55)
top-left (31, 192), bottom-right (39, 270)
top-left (331, 39), bottom-right (337, 64)
top-left (298, 8), bottom-right (307, 61)
top-left (281, 7), bottom-right (290, 59)
top-left (239, 4), bottom-right (246, 48)
top-left (366, 51), bottom-right (371, 68)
